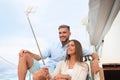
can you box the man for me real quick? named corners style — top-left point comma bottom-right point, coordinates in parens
top-left (18, 25), bottom-right (100, 80)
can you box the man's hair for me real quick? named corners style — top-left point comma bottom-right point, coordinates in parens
top-left (58, 24), bottom-right (70, 31)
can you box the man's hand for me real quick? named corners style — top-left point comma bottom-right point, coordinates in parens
top-left (92, 59), bottom-right (100, 74)
top-left (18, 49), bottom-right (41, 60)
top-left (91, 53), bottom-right (100, 74)
top-left (19, 49), bottom-right (30, 57)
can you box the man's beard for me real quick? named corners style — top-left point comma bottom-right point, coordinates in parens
top-left (62, 37), bottom-right (69, 44)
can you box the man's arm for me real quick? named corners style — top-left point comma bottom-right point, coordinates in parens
top-left (91, 52), bottom-right (100, 74)
top-left (91, 52), bottom-right (99, 60)
top-left (19, 49), bottom-right (41, 60)
top-left (28, 51), bottom-right (41, 60)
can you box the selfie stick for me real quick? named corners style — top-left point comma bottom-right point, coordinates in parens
top-left (25, 7), bottom-right (45, 65)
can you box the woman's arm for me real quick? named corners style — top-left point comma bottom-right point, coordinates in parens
top-left (54, 74), bottom-right (71, 80)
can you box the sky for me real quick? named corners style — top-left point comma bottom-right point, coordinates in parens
top-left (0, 0), bottom-right (89, 79)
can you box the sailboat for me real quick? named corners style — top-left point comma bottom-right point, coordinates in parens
top-left (0, 0), bottom-right (120, 80)
top-left (87, 0), bottom-right (120, 80)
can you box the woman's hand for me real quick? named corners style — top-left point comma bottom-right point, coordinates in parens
top-left (54, 74), bottom-right (71, 80)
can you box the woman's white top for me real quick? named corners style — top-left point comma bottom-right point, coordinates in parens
top-left (52, 60), bottom-right (89, 80)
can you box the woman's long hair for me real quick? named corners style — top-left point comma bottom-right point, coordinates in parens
top-left (65, 39), bottom-right (83, 62)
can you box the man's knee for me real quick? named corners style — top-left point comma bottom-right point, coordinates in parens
top-left (19, 52), bottom-right (30, 59)
top-left (18, 52), bottom-right (32, 65)
top-left (33, 71), bottom-right (46, 80)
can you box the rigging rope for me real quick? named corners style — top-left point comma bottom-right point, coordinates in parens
top-left (0, 56), bottom-right (17, 67)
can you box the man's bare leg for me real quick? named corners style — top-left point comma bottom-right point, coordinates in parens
top-left (18, 52), bottom-right (33, 80)
top-left (33, 70), bottom-right (46, 80)
top-left (33, 68), bottom-right (49, 80)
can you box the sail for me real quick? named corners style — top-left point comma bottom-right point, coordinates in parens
top-left (87, 0), bottom-right (120, 50)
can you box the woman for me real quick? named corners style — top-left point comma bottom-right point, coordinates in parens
top-left (33, 39), bottom-right (88, 80)
top-left (52, 39), bottom-right (89, 80)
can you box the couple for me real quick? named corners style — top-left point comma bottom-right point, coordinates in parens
top-left (18, 25), bottom-right (100, 80)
